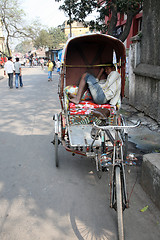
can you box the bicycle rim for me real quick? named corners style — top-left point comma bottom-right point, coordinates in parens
top-left (116, 166), bottom-right (124, 240)
top-left (55, 133), bottom-right (59, 167)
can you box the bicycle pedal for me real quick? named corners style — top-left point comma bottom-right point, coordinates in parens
top-left (102, 166), bottom-right (109, 172)
top-left (100, 154), bottom-right (112, 169)
top-left (126, 153), bottom-right (137, 166)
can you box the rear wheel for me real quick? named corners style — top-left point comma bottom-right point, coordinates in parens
top-left (115, 166), bottom-right (124, 240)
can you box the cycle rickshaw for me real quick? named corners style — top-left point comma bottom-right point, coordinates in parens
top-left (52, 33), bottom-right (140, 240)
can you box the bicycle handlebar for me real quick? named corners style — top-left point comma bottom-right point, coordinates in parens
top-left (93, 120), bottom-right (141, 130)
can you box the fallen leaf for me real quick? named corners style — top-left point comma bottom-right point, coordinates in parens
top-left (140, 205), bottom-right (148, 212)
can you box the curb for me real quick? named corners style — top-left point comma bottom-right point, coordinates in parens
top-left (141, 153), bottom-right (160, 210)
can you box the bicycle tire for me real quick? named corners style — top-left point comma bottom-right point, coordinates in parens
top-left (123, 133), bottom-right (128, 161)
top-left (115, 166), bottom-right (124, 240)
top-left (118, 115), bottom-right (128, 161)
top-left (54, 133), bottom-right (59, 167)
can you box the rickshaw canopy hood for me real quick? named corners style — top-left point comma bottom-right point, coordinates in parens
top-left (61, 33), bottom-right (126, 97)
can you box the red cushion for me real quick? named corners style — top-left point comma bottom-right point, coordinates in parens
top-left (69, 101), bottom-right (115, 115)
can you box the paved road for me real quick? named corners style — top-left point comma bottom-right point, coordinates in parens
top-left (0, 67), bottom-right (160, 240)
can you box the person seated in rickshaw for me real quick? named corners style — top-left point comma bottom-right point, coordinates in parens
top-left (69, 63), bottom-right (121, 106)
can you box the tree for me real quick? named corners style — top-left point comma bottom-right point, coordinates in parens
top-left (34, 30), bottom-right (50, 49)
top-left (33, 27), bottom-right (67, 50)
top-left (15, 40), bottom-right (33, 54)
top-left (55, 0), bottom-right (81, 37)
top-left (24, 19), bottom-right (43, 42)
top-left (0, 0), bottom-right (25, 55)
top-left (55, 0), bottom-right (143, 42)
top-left (0, 0), bottom-right (42, 56)
top-left (15, 27), bottom-right (67, 55)
top-left (47, 27), bottom-right (67, 49)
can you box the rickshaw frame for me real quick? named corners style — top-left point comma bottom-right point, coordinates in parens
top-left (53, 33), bottom-right (140, 240)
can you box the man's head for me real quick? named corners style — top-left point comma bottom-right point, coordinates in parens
top-left (105, 63), bottom-right (116, 75)
top-left (16, 57), bottom-right (19, 62)
top-left (8, 57), bottom-right (12, 61)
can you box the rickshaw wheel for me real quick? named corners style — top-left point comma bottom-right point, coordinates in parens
top-left (118, 115), bottom-right (128, 160)
top-left (54, 133), bottom-right (59, 167)
top-left (123, 133), bottom-right (128, 160)
top-left (115, 166), bottom-right (124, 240)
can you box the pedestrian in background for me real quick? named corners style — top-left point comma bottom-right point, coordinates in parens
top-left (14, 57), bottom-right (23, 88)
top-left (26, 58), bottom-right (29, 67)
top-left (56, 59), bottom-right (61, 73)
top-left (29, 54), bottom-right (33, 67)
top-left (52, 60), bottom-right (56, 71)
top-left (40, 58), bottom-right (44, 70)
top-left (47, 59), bottom-right (53, 81)
top-left (4, 57), bottom-right (15, 89)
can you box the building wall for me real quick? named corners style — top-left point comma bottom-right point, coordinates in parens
top-left (45, 49), bottom-right (63, 62)
top-left (0, 19), bottom-right (5, 53)
top-left (133, 0), bottom-right (160, 123)
top-left (140, 1), bottom-right (160, 66)
top-left (126, 12), bottom-right (142, 49)
top-left (134, 64), bottom-right (160, 122)
top-left (0, 38), bottom-right (5, 52)
top-left (128, 39), bottom-right (141, 103)
top-left (64, 21), bottom-right (90, 38)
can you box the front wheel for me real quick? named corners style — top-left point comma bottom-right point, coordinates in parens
top-left (54, 133), bottom-right (59, 167)
top-left (115, 166), bottom-right (124, 240)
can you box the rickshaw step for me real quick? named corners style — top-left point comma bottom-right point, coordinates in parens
top-left (86, 152), bottom-right (96, 158)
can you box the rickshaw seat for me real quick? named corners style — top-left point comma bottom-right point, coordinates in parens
top-left (68, 100), bottom-right (117, 125)
top-left (63, 87), bottom-right (118, 125)
top-left (69, 100), bottom-right (116, 115)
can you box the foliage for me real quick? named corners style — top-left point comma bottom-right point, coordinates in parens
top-left (23, 19), bottom-right (42, 41)
top-left (55, 0), bottom-right (143, 42)
top-left (0, 0), bottom-right (26, 55)
top-left (15, 40), bottom-right (33, 54)
top-left (34, 30), bottom-right (50, 49)
top-left (0, 0), bottom-right (42, 56)
top-left (15, 27), bottom-right (67, 52)
top-left (47, 27), bottom-right (67, 49)
top-left (33, 27), bottom-right (67, 49)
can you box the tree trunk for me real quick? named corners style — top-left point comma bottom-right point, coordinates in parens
top-left (6, 36), bottom-right (11, 57)
top-left (69, 2), bottom-right (72, 38)
top-left (119, 12), bottom-right (134, 42)
top-left (107, 0), bottom-right (118, 36)
top-left (69, 14), bottom-right (72, 38)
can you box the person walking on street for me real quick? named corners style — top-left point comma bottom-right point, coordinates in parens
top-left (56, 59), bottom-right (61, 73)
top-left (29, 54), bottom-right (33, 67)
top-left (47, 59), bottom-right (53, 81)
top-left (40, 58), bottom-right (44, 70)
top-left (52, 60), bottom-right (56, 71)
top-left (4, 57), bottom-right (15, 89)
top-left (14, 57), bottom-right (23, 88)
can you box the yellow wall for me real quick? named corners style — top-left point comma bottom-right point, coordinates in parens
top-left (64, 21), bottom-right (90, 38)
top-left (0, 19), bottom-right (5, 52)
